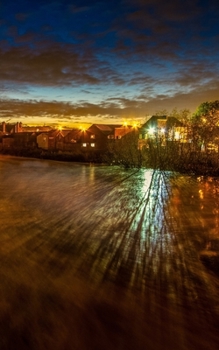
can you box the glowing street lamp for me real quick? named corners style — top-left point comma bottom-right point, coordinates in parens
top-left (148, 127), bottom-right (155, 135)
top-left (80, 126), bottom-right (86, 132)
top-left (132, 122), bottom-right (139, 129)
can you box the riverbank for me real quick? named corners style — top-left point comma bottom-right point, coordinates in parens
top-left (1, 146), bottom-right (219, 176)
top-left (0, 148), bottom-right (103, 164)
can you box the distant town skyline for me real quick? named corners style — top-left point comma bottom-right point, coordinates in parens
top-left (1, 0), bottom-right (219, 126)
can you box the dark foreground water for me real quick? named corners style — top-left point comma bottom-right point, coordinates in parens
top-left (0, 155), bottom-right (219, 350)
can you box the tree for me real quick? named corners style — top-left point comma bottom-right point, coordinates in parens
top-left (154, 109), bottom-right (168, 117)
top-left (192, 100), bottom-right (219, 149)
top-left (106, 130), bottom-right (142, 168)
top-left (154, 108), bottom-right (191, 122)
top-left (169, 108), bottom-right (191, 123)
top-left (192, 100), bottom-right (219, 124)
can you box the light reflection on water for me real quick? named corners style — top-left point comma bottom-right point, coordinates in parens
top-left (0, 156), bottom-right (219, 350)
top-left (0, 156), bottom-right (219, 282)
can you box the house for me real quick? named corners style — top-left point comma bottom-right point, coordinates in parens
top-left (13, 132), bottom-right (38, 149)
top-left (54, 130), bottom-right (67, 151)
top-left (36, 130), bottom-right (69, 150)
top-left (139, 116), bottom-right (183, 136)
top-left (114, 125), bottom-right (134, 139)
top-left (0, 122), bottom-right (15, 134)
top-left (63, 129), bottom-right (93, 152)
top-left (0, 121), bottom-right (52, 134)
top-left (37, 133), bottom-right (49, 150)
top-left (86, 124), bottom-right (116, 151)
top-left (63, 129), bottom-right (81, 152)
top-left (138, 116), bottom-right (186, 149)
top-left (86, 124), bottom-right (134, 151)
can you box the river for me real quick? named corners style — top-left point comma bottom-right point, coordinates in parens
top-left (0, 155), bottom-right (219, 350)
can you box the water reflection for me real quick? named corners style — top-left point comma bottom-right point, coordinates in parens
top-left (0, 156), bottom-right (219, 350)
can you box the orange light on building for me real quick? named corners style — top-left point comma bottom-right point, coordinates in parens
top-left (132, 122), bottom-right (139, 129)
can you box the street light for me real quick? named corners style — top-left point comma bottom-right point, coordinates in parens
top-left (148, 127), bottom-right (155, 135)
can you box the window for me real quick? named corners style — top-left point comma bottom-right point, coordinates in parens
top-left (82, 143), bottom-right (87, 147)
top-left (91, 143), bottom-right (95, 147)
top-left (90, 134), bottom-right (95, 139)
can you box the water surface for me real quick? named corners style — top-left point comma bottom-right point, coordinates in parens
top-left (0, 156), bottom-right (219, 350)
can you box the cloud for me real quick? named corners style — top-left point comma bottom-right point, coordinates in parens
top-left (0, 0), bottom-right (219, 124)
top-left (109, 0), bottom-right (219, 63)
top-left (0, 43), bottom-right (106, 86)
top-left (1, 77), bottom-right (219, 124)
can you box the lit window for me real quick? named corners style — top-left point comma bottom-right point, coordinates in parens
top-left (91, 143), bottom-right (95, 147)
top-left (174, 131), bottom-right (180, 140)
top-left (90, 134), bottom-right (95, 139)
top-left (82, 143), bottom-right (87, 147)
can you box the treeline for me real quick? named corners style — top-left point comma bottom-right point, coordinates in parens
top-left (105, 139), bottom-right (219, 176)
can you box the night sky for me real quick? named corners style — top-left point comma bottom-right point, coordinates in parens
top-left (0, 0), bottom-right (219, 126)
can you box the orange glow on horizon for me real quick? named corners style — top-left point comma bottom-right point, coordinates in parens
top-left (79, 125), bottom-right (86, 132)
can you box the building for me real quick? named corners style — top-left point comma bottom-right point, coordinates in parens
top-left (86, 124), bottom-right (134, 151)
top-left (138, 116), bottom-right (185, 149)
top-left (0, 121), bottom-right (52, 134)
top-left (2, 135), bottom-right (14, 149)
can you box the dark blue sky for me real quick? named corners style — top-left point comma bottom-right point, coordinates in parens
top-left (0, 0), bottom-right (219, 126)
